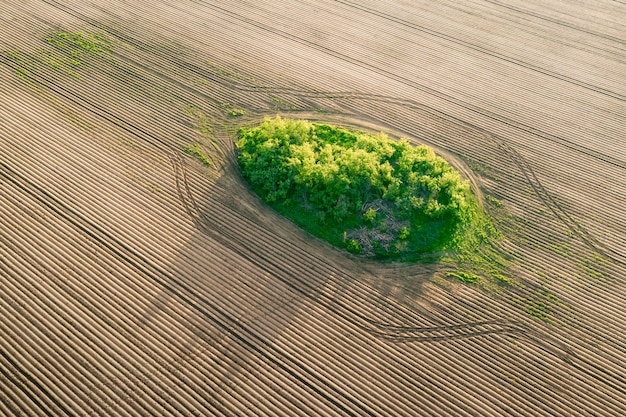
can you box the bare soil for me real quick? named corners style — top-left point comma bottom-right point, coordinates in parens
top-left (0, 0), bottom-right (625, 415)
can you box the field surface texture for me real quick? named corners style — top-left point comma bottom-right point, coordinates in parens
top-left (0, 0), bottom-right (625, 416)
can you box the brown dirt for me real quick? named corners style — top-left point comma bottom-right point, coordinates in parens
top-left (0, 0), bottom-right (625, 415)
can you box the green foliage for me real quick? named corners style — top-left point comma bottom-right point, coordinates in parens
top-left (485, 195), bottom-right (503, 207)
top-left (42, 32), bottom-right (111, 78)
top-left (45, 32), bottom-right (111, 54)
top-left (5, 31), bottom-right (111, 83)
top-left (184, 143), bottom-right (211, 166)
top-left (16, 66), bottom-right (30, 79)
top-left (2, 50), bottom-right (35, 81)
top-left (229, 109), bottom-right (245, 116)
top-left (445, 204), bottom-right (516, 289)
top-left (270, 96), bottom-right (297, 111)
top-left (220, 102), bottom-right (246, 117)
top-left (492, 272), bottom-right (516, 286)
top-left (446, 271), bottom-right (481, 284)
top-left (526, 300), bottom-right (551, 322)
top-left (363, 208), bottom-right (377, 224)
top-left (346, 239), bottom-right (362, 254)
top-left (237, 116), bottom-right (483, 259)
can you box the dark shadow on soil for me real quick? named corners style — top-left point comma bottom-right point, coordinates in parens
top-left (137, 128), bottom-right (452, 414)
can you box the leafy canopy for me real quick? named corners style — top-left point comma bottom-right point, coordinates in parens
top-left (237, 116), bottom-right (476, 259)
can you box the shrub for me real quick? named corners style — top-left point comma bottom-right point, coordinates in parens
top-left (363, 208), bottom-right (377, 223)
top-left (346, 239), bottom-right (362, 254)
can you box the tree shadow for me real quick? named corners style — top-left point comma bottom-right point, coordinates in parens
top-left (127, 133), bottom-right (535, 414)
top-left (128, 140), bottom-right (450, 412)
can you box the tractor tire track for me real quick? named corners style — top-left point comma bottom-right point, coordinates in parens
top-left (1, 46), bottom-right (529, 346)
top-left (3, 0), bottom-right (625, 414)
top-left (0, 161), bottom-right (370, 417)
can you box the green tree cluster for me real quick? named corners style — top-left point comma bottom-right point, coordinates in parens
top-left (237, 116), bottom-right (475, 257)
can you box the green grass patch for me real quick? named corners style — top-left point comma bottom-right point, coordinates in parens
top-left (510, 278), bottom-right (560, 323)
top-left (229, 109), bottom-right (246, 117)
top-left (3, 31), bottom-right (111, 83)
top-left (446, 271), bottom-right (481, 284)
top-left (485, 194), bottom-right (503, 207)
top-left (42, 31), bottom-right (111, 78)
top-left (183, 103), bottom-right (212, 137)
top-left (524, 299), bottom-right (554, 323)
top-left (270, 96), bottom-right (296, 111)
top-left (577, 252), bottom-right (609, 280)
top-left (220, 102), bottom-right (246, 117)
top-left (2, 50), bottom-right (35, 81)
top-left (237, 116), bottom-right (493, 261)
top-left (184, 143), bottom-right (211, 166)
top-left (45, 32), bottom-right (111, 55)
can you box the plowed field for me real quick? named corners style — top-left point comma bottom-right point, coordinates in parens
top-left (1, 0), bottom-right (625, 415)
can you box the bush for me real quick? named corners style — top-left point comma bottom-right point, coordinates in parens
top-left (237, 116), bottom-right (477, 258)
top-left (363, 208), bottom-right (377, 224)
top-left (346, 239), bottom-right (362, 254)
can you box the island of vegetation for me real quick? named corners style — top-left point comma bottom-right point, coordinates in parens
top-left (237, 116), bottom-right (483, 261)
